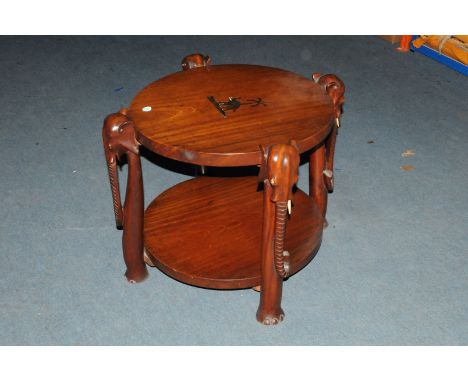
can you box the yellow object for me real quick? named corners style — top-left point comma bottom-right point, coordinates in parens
top-left (454, 35), bottom-right (468, 44)
top-left (413, 35), bottom-right (468, 65)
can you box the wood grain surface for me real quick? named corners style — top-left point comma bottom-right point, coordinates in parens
top-left (129, 65), bottom-right (334, 166)
top-left (144, 176), bottom-right (324, 289)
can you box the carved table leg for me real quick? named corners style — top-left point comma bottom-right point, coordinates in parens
top-left (308, 73), bottom-right (345, 227)
top-left (256, 143), bottom-right (299, 325)
top-left (309, 144), bottom-right (328, 219)
top-left (324, 124), bottom-right (337, 193)
top-left (312, 73), bottom-right (345, 195)
top-left (122, 151), bottom-right (147, 283)
top-left (103, 110), bottom-right (148, 283)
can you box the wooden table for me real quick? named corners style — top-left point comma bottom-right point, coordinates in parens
top-left (102, 54), bottom-right (345, 325)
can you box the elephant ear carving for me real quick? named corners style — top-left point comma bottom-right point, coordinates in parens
top-left (267, 144), bottom-right (300, 202)
top-left (312, 73), bottom-right (345, 119)
top-left (181, 53), bottom-right (211, 71)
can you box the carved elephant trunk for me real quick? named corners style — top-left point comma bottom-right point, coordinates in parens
top-left (273, 201), bottom-right (290, 278)
top-left (104, 150), bottom-right (123, 228)
top-left (102, 113), bottom-right (128, 228)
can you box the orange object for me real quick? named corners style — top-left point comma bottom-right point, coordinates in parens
top-left (413, 35), bottom-right (468, 65)
top-left (396, 35), bottom-right (412, 52)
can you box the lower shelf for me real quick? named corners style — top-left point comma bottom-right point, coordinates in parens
top-left (144, 176), bottom-right (324, 289)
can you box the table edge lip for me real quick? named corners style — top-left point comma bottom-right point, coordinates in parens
top-left (136, 117), bottom-right (333, 167)
top-left (132, 63), bottom-right (312, 93)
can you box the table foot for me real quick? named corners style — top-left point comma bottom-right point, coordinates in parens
top-left (125, 267), bottom-right (149, 284)
top-left (256, 309), bottom-right (285, 325)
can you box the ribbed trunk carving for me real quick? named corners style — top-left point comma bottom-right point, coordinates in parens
top-left (104, 148), bottom-right (124, 228)
top-left (273, 201), bottom-right (290, 278)
top-left (256, 143), bottom-right (299, 325)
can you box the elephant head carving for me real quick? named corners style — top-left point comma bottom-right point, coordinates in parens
top-left (260, 143), bottom-right (300, 278)
top-left (260, 142), bottom-right (300, 202)
top-left (181, 53), bottom-right (211, 71)
top-left (312, 73), bottom-right (345, 121)
top-left (102, 109), bottom-right (140, 228)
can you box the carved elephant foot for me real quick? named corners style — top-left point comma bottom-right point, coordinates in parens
top-left (125, 267), bottom-right (149, 284)
top-left (256, 308), bottom-right (285, 325)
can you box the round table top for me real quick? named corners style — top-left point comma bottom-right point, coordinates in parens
top-left (129, 64), bottom-right (334, 166)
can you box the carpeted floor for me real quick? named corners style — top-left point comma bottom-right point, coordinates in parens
top-left (0, 36), bottom-right (467, 345)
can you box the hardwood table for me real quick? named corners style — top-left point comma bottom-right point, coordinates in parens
top-left (102, 54), bottom-right (345, 325)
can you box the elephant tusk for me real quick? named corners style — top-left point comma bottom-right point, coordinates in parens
top-left (323, 169), bottom-right (333, 178)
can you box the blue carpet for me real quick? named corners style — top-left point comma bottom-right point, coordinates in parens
top-left (0, 36), bottom-right (467, 345)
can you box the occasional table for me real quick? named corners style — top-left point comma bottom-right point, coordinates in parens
top-left (102, 54), bottom-right (345, 325)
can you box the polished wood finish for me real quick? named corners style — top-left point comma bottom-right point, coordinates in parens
top-left (102, 110), bottom-right (147, 283)
top-left (144, 176), bottom-right (323, 290)
top-left (128, 65), bottom-right (335, 167)
top-left (311, 73), bottom-right (345, 193)
top-left (102, 55), bottom-right (345, 325)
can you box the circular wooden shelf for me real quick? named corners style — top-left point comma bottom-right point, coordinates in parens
top-left (129, 64), bottom-right (334, 167)
top-left (144, 176), bottom-right (324, 289)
